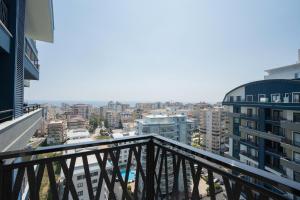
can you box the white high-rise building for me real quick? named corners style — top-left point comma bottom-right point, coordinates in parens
top-left (136, 114), bottom-right (193, 198)
top-left (61, 133), bottom-right (111, 200)
top-left (199, 107), bottom-right (228, 154)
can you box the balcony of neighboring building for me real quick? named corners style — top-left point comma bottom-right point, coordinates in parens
top-left (0, 104), bottom-right (42, 152)
top-left (0, 134), bottom-right (300, 200)
top-left (239, 125), bottom-right (284, 143)
top-left (24, 37), bottom-right (39, 80)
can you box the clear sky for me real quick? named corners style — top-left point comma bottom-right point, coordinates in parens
top-left (25, 0), bottom-right (300, 103)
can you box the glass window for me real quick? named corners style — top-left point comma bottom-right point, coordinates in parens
top-left (258, 94), bottom-right (266, 102)
top-left (247, 109), bottom-right (253, 117)
top-left (271, 94), bottom-right (281, 103)
top-left (295, 171), bottom-right (300, 182)
top-left (293, 113), bottom-right (300, 123)
top-left (236, 96), bottom-right (241, 102)
top-left (77, 183), bottom-right (83, 188)
top-left (92, 179), bottom-right (97, 184)
top-left (78, 191), bottom-right (83, 196)
top-left (294, 132), bottom-right (300, 147)
top-left (293, 93), bottom-right (300, 103)
top-left (294, 152), bottom-right (300, 164)
top-left (246, 95), bottom-right (253, 102)
top-left (229, 96), bottom-right (234, 102)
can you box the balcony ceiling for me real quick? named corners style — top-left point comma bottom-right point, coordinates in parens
top-left (25, 0), bottom-right (54, 43)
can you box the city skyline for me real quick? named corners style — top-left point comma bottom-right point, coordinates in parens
top-left (25, 0), bottom-right (300, 102)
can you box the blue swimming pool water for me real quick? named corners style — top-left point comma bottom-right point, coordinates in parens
top-left (120, 169), bottom-right (136, 182)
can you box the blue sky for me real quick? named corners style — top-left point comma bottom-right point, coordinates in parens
top-left (25, 0), bottom-right (300, 103)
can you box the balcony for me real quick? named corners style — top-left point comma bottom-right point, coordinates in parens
top-left (281, 120), bottom-right (300, 131)
top-left (281, 138), bottom-right (300, 152)
top-left (0, 105), bottom-right (42, 152)
top-left (280, 157), bottom-right (300, 173)
top-left (0, 134), bottom-right (299, 200)
top-left (24, 38), bottom-right (40, 80)
top-left (239, 126), bottom-right (284, 143)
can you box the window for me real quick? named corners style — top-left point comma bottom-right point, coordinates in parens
top-left (294, 132), bottom-right (300, 147)
top-left (246, 95), bottom-right (253, 102)
top-left (77, 183), bottom-right (83, 188)
top-left (236, 96), bottom-right (241, 102)
top-left (294, 152), bottom-right (300, 164)
top-left (258, 94), bottom-right (266, 102)
top-left (271, 94), bottom-right (281, 103)
top-left (295, 73), bottom-right (300, 79)
top-left (91, 172), bottom-right (98, 177)
top-left (92, 179), bottom-right (97, 184)
top-left (293, 113), bottom-right (300, 123)
top-left (229, 96), bottom-right (234, 102)
top-left (78, 191), bottom-right (83, 196)
top-left (77, 175), bottom-right (85, 180)
top-left (284, 93), bottom-right (290, 103)
top-left (93, 187), bottom-right (98, 192)
top-left (293, 93), bottom-right (300, 103)
top-left (234, 118), bottom-right (239, 124)
top-left (247, 109), bottom-right (253, 117)
top-left (295, 171), bottom-right (300, 182)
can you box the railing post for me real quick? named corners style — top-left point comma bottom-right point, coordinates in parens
top-left (146, 138), bottom-right (155, 200)
top-left (0, 160), bottom-right (12, 200)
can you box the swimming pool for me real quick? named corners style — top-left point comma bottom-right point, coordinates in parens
top-left (120, 169), bottom-right (136, 182)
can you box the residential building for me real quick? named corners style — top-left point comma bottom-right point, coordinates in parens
top-left (199, 107), bottom-right (227, 154)
top-left (223, 57), bottom-right (300, 189)
top-left (112, 131), bottom-right (136, 167)
top-left (0, 0), bottom-right (54, 152)
top-left (62, 137), bottom-right (111, 200)
top-left (66, 129), bottom-right (90, 140)
top-left (47, 120), bottom-right (65, 145)
top-left (136, 114), bottom-right (193, 198)
top-left (67, 116), bottom-right (87, 130)
top-left (105, 111), bottom-right (121, 128)
top-left (72, 104), bottom-right (91, 119)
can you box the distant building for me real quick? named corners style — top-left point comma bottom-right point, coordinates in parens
top-left (199, 107), bottom-right (227, 154)
top-left (47, 120), bottom-right (65, 145)
top-left (105, 111), bottom-right (120, 128)
top-left (62, 137), bottom-right (111, 200)
top-left (136, 114), bottom-right (193, 198)
top-left (67, 116), bottom-right (87, 130)
top-left (67, 129), bottom-right (90, 140)
top-left (112, 131), bottom-right (136, 166)
top-left (72, 104), bottom-right (91, 119)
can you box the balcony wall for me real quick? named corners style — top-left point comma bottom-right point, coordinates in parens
top-left (0, 108), bottom-right (42, 152)
top-left (281, 120), bottom-right (300, 132)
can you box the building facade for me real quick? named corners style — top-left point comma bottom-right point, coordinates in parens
top-left (47, 120), bottom-right (65, 145)
top-left (223, 65), bottom-right (300, 187)
top-left (136, 115), bottom-right (193, 198)
top-left (0, 0), bottom-right (54, 152)
top-left (199, 107), bottom-right (227, 154)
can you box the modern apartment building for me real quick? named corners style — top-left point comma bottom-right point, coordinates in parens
top-left (199, 107), bottom-right (228, 154)
top-left (112, 131), bottom-right (136, 167)
top-left (136, 114), bottom-right (193, 198)
top-left (62, 137), bottom-right (111, 200)
top-left (223, 59), bottom-right (300, 186)
top-left (0, 0), bottom-right (54, 151)
top-left (72, 104), bottom-right (91, 120)
top-left (47, 120), bottom-right (65, 145)
top-left (105, 111), bottom-right (121, 128)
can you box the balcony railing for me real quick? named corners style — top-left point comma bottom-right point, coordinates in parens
top-left (0, 134), bottom-right (300, 200)
top-left (0, 105), bottom-right (41, 124)
top-left (0, 0), bottom-right (8, 28)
